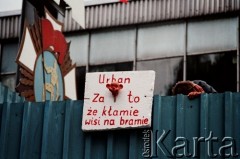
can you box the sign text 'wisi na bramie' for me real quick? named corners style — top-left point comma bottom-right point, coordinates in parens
top-left (82, 71), bottom-right (155, 131)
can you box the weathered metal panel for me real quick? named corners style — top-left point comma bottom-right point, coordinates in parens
top-left (0, 103), bottom-right (2, 145)
top-left (152, 95), bottom-right (177, 158)
top-left (41, 101), bottom-right (66, 159)
top-left (176, 95), bottom-right (201, 157)
top-left (0, 84), bottom-right (24, 158)
top-left (90, 27), bottom-right (136, 65)
top-left (65, 33), bottom-right (89, 66)
top-left (63, 100), bottom-right (85, 159)
top-left (0, 102), bottom-right (24, 159)
top-left (187, 17), bottom-right (238, 55)
top-left (0, 92), bottom-right (240, 158)
top-left (200, 93), bottom-right (224, 158)
top-left (152, 93), bottom-right (240, 158)
top-left (225, 92), bottom-right (240, 157)
top-left (19, 102), bottom-right (44, 159)
top-left (137, 22), bottom-right (185, 60)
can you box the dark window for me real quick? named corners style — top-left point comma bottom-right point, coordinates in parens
top-left (187, 51), bottom-right (237, 93)
top-left (89, 62), bottom-right (133, 72)
top-left (137, 57), bottom-right (183, 96)
top-left (75, 67), bottom-right (86, 100)
top-left (1, 42), bottom-right (18, 73)
top-left (0, 41), bottom-right (18, 91)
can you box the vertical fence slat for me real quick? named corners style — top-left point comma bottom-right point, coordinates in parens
top-left (71, 100), bottom-right (85, 159)
top-left (41, 101), bottom-right (66, 159)
top-left (176, 94), bottom-right (188, 158)
top-left (0, 102), bottom-right (24, 159)
top-left (201, 93), bottom-right (225, 158)
top-left (107, 133), bottom-right (114, 159)
top-left (200, 93), bottom-right (209, 158)
top-left (8, 103), bottom-right (24, 159)
top-left (84, 134), bottom-right (92, 159)
top-left (233, 93), bottom-right (240, 157)
top-left (63, 100), bottom-right (85, 159)
top-left (20, 102), bottom-right (44, 159)
top-left (0, 102), bottom-right (11, 159)
top-left (152, 95), bottom-right (176, 158)
top-left (62, 101), bottom-right (72, 159)
top-left (176, 94), bottom-right (200, 158)
top-left (225, 92), bottom-right (234, 157)
top-left (152, 95), bottom-right (161, 158)
top-left (41, 101), bottom-right (52, 159)
top-left (112, 130), bottom-right (130, 159)
top-left (209, 93), bottom-right (225, 158)
top-left (90, 131), bottom-right (107, 159)
top-left (0, 84), bottom-right (10, 103)
top-left (20, 102), bottom-right (32, 159)
top-left (161, 95), bottom-right (177, 159)
top-left (129, 130), bottom-right (143, 159)
top-left (225, 92), bottom-right (240, 158)
top-left (224, 92), bottom-right (235, 158)
top-left (0, 104), bottom-right (2, 134)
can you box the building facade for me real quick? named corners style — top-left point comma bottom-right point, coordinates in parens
top-left (0, 0), bottom-right (239, 100)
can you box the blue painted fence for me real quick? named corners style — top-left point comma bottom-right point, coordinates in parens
top-left (0, 85), bottom-right (239, 158)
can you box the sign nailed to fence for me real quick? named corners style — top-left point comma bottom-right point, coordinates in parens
top-left (82, 71), bottom-right (155, 131)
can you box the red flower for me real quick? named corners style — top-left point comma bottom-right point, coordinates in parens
top-left (106, 82), bottom-right (123, 102)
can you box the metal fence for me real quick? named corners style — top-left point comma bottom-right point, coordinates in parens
top-left (0, 88), bottom-right (239, 158)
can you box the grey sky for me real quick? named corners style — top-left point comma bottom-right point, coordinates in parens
top-left (0, 0), bottom-right (22, 12)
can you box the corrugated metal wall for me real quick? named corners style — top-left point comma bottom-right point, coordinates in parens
top-left (1, 0), bottom-right (240, 39)
top-left (0, 91), bottom-right (240, 158)
top-left (64, 0), bottom-right (240, 31)
top-left (0, 15), bottom-right (21, 39)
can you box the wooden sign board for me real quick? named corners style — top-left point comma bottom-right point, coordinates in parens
top-left (82, 71), bottom-right (155, 131)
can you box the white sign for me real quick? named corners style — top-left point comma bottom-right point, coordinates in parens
top-left (82, 71), bottom-right (155, 131)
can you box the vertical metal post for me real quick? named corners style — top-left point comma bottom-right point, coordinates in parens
top-left (237, 16), bottom-right (239, 92)
top-left (86, 32), bottom-right (91, 73)
top-left (133, 26), bottom-right (138, 71)
top-left (183, 21), bottom-right (188, 81)
top-left (0, 43), bottom-right (2, 80)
